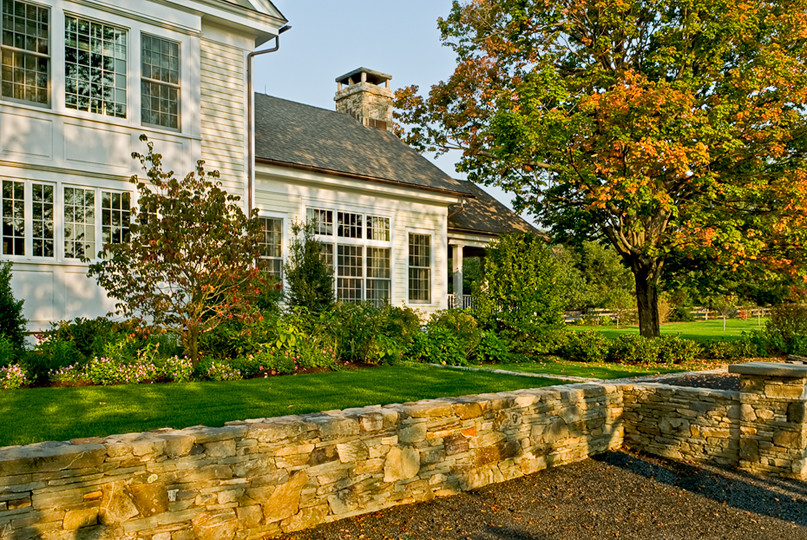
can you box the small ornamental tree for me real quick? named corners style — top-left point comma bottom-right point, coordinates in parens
top-left (473, 233), bottom-right (566, 346)
top-left (87, 136), bottom-right (264, 365)
top-left (0, 262), bottom-right (26, 347)
top-left (284, 221), bottom-right (334, 314)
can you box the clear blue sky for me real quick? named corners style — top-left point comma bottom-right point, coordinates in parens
top-left (253, 0), bottom-right (526, 219)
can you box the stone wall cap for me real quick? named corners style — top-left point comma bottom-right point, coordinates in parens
top-left (729, 361), bottom-right (807, 378)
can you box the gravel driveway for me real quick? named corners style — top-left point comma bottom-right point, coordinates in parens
top-left (284, 451), bottom-right (807, 540)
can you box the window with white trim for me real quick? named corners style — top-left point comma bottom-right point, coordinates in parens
top-left (101, 190), bottom-right (130, 245)
top-left (258, 217), bottom-right (283, 281)
top-left (0, 0), bottom-right (49, 105)
top-left (141, 34), bottom-right (180, 130)
top-left (31, 182), bottom-right (53, 257)
top-left (64, 186), bottom-right (95, 259)
top-left (1, 180), bottom-right (24, 255)
top-left (309, 207), bottom-right (391, 304)
top-left (408, 233), bottom-right (431, 303)
top-left (64, 15), bottom-right (126, 117)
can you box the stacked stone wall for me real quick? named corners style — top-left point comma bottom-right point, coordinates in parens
top-left (622, 383), bottom-right (741, 467)
top-left (0, 383), bottom-right (623, 539)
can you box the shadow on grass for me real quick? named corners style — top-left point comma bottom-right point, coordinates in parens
top-left (593, 452), bottom-right (807, 527)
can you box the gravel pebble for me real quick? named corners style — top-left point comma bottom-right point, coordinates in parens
top-left (284, 451), bottom-right (807, 540)
top-left (655, 373), bottom-right (741, 391)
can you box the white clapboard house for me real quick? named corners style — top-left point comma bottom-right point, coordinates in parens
top-left (0, 0), bottom-right (532, 329)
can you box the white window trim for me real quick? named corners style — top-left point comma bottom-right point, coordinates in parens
top-left (0, 0), bottom-right (52, 108)
top-left (407, 229), bottom-right (434, 306)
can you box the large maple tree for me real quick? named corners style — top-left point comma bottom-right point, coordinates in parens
top-left (396, 0), bottom-right (807, 337)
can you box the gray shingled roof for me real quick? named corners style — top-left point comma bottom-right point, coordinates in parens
top-left (253, 94), bottom-right (467, 194)
top-left (448, 181), bottom-right (537, 236)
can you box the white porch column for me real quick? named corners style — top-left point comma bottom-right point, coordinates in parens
top-left (451, 243), bottom-right (464, 300)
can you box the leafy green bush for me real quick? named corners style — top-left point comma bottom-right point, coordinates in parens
top-left (24, 339), bottom-right (83, 383)
top-left (408, 328), bottom-right (466, 365)
top-left (327, 303), bottom-right (419, 365)
top-left (0, 336), bottom-right (18, 368)
top-left (560, 332), bottom-right (610, 363)
top-left (765, 304), bottom-right (807, 355)
top-left (656, 336), bottom-right (702, 364)
top-left (476, 331), bottom-right (510, 363)
top-left (158, 356), bottom-right (194, 382)
top-left (428, 310), bottom-right (482, 362)
top-left (608, 335), bottom-right (661, 364)
top-left (284, 221), bottom-right (334, 314)
top-left (0, 262), bottom-right (26, 348)
top-left (473, 234), bottom-right (566, 349)
top-left (703, 339), bottom-right (758, 360)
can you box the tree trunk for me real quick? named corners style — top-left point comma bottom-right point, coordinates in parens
top-left (185, 320), bottom-right (201, 366)
top-left (631, 259), bottom-right (662, 338)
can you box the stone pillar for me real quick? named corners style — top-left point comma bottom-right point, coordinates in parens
top-left (729, 362), bottom-right (807, 479)
top-left (451, 244), bottom-right (464, 301)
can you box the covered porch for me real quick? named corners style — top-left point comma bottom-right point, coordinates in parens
top-left (447, 234), bottom-right (491, 310)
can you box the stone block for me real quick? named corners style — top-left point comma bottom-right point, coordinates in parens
top-left (383, 447), bottom-right (420, 483)
top-left (312, 417), bottom-right (359, 440)
top-left (191, 509), bottom-right (237, 540)
top-left (63, 508), bottom-right (98, 530)
top-left (444, 435), bottom-right (470, 456)
top-left (0, 443), bottom-right (106, 476)
top-left (281, 503), bottom-right (329, 533)
top-left (336, 441), bottom-right (368, 463)
top-left (398, 423), bottom-right (426, 444)
top-left (454, 402), bottom-right (483, 420)
top-left (235, 505), bottom-right (263, 529)
top-left (203, 439), bottom-right (236, 459)
top-left (359, 413), bottom-right (385, 432)
top-left (263, 471), bottom-right (308, 523)
top-left (129, 483), bottom-right (169, 518)
top-left (773, 430), bottom-right (801, 448)
top-left (99, 482), bottom-right (139, 525)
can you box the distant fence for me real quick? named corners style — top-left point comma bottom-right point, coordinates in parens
top-left (565, 306), bottom-right (771, 324)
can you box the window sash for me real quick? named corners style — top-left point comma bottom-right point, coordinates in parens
top-left (141, 34), bottom-right (180, 129)
top-left (258, 217), bottom-right (283, 281)
top-left (63, 186), bottom-right (95, 259)
top-left (1, 180), bottom-right (24, 255)
top-left (64, 14), bottom-right (127, 118)
top-left (101, 190), bottom-right (130, 245)
top-left (408, 234), bottom-right (431, 303)
top-left (0, 0), bottom-right (50, 105)
top-left (31, 181), bottom-right (53, 257)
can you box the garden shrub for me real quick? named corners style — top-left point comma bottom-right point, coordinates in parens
top-left (608, 335), bottom-right (661, 364)
top-left (476, 331), bottom-right (510, 363)
top-left (408, 327), bottom-right (466, 366)
top-left (427, 310), bottom-right (482, 362)
top-left (703, 339), bottom-right (758, 360)
top-left (25, 339), bottom-right (84, 383)
top-left (158, 356), bottom-right (194, 382)
top-left (197, 359), bottom-right (243, 381)
top-left (0, 364), bottom-right (28, 389)
top-left (326, 303), bottom-right (418, 365)
top-left (0, 262), bottom-right (26, 348)
top-left (473, 233), bottom-right (566, 349)
top-left (765, 304), bottom-right (807, 355)
top-left (656, 336), bottom-right (702, 364)
top-left (284, 221), bottom-right (335, 314)
top-left (560, 331), bottom-right (610, 363)
top-left (0, 336), bottom-right (17, 368)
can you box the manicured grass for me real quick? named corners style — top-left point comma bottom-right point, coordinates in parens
top-left (481, 358), bottom-right (724, 379)
top-left (570, 318), bottom-right (768, 342)
top-left (0, 365), bottom-right (557, 448)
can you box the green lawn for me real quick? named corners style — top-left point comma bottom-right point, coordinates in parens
top-left (570, 318), bottom-right (767, 342)
top-left (0, 365), bottom-right (557, 447)
top-left (481, 358), bottom-right (720, 379)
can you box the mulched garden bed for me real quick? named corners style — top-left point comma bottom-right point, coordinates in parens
top-left (284, 451), bottom-right (807, 540)
top-left (653, 372), bottom-right (741, 391)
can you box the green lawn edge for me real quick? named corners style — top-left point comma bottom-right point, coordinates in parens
top-left (0, 364), bottom-right (558, 448)
top-left (569, 318), bottom-right (767, 342)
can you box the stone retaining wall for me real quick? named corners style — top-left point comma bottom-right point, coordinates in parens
top-left (0, 383), bottom-right (623, 540)
top-left (622, 384), bottom-right (741, 467)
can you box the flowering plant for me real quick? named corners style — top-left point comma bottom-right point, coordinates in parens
top-left (0, 364), bottom-right (27, 389)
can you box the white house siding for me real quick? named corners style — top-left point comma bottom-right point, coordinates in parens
top-left (255, 164), bottom-right (455, 317)
top-left (199, 23), bottom-right (252, 205)
top-left (0, 0), bottom-right (282, 329)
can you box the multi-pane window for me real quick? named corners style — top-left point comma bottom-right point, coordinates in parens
top-left (64, 186), bottom-right (95, 259)
top-left (311, 207), bottom-right (393, 304)
top-left (366, 216), bottom-right (390, 241)
top-left (307, 208), bottom-right (333, 236)
top-left (366, 247), bottom-right (391, 305)
top-left (1, 0), bottom-right (49, 104)
top-left (1, 180), bottom-right (24, 255)
top-left (408, 233), bottom-right (431, 303)
top-left (141, 34), bottom-right (180, 129)
top-left (32, 182), bottom-right (53, 257)
top-left (337, 245), bottom-right (363, 302)
top-left (258, 217), bottom-right (283, 281)
top-left (101, 190), bottom-right (129, 245)
top-left (64, 15), bottom-right (126, 117)
top-left (337, 211), bottom-right (362, 238)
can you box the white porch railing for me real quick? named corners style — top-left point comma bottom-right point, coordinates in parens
top-left (447, 294), bottom-right (475, 310)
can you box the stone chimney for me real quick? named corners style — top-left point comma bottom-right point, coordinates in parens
top-left (334, 67), bottom-right (393, 132)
